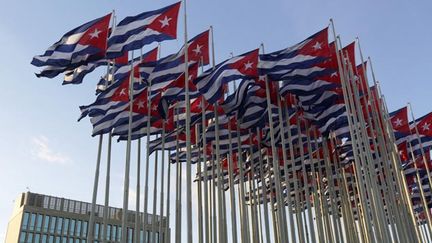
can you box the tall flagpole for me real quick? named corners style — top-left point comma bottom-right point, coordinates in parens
top-left (134, 48), bottom-right (144, 243)
top-left (159, 123), bottom-right (166, 242)
top-left (181, 0), bottom-right (193, 242)
top-left (89, 11), bottom-right (116, 243)
top-left (88, 135), bottom-right (103, 243)
top-left (143, 43), bottom-right (160, 242)
top-left (121, 50), bottom-right (135, 243)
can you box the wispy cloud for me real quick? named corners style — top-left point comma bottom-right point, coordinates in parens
top-left (30, 135), bottom-right (71, 165)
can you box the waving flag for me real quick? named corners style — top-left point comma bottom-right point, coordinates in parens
top-left (107, 2), bottom-right (181, 58)
top-left (194, 49), bottom-right (259, 104)
top-left (259, 28), bottom-right (330, 81)
top-left (141, 30), bottom-right (210, 92)
top-left (32, 13), bottom-right (112, 77)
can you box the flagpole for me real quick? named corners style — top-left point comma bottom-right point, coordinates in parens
top-left (174, 105), bottom-right (182, 243)
top-left (227, 114), bottom-right (239, 243)
top-left (88, 11), bottom-right (116, 243)
top-left (134, 48), bottom-right (144, 243)
top-left (278, 97), bottom-right (298, 243)
top-left (181, 0), bottom-right (193, 241)
top-left (158, 123), bottom-right (166, 242)
top-left (260, 43), bottom-right (288, 243)
top-left (164, 147), bottom-right (172, 243)
top-left (256, 127), bottom-right (272, 243)
top-left (88, 134), bottom-right (103, 243)
top-left (120, 49), bottom-right (136, 243)
top-left (151, 134), bottom-right (160, 242)
top-left (201, 94), bottom-right (211, 243)
top-left (195, 123), bottom-right (204, 243)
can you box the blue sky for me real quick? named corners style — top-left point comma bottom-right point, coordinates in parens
top-left (1, 0), bottom-right (432, 241)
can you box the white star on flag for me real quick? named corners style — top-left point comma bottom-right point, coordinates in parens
top-left (192, 44), bottom-right (202, 56)
top-left (331, 72), bottom-right (338, 77)
top-left (137, 100), bottom-right (145, 109)
top-left (422, 122), bottom-right (430, 131)
top-left (258, 75), bottom-right (266, 82)
top-left (159, 16), bottom-right (172, 28)
top-left (393, 118), bottom-right (403, 127)
top-left (151, 104), bottom-right (158, 111)
top-left (312, 41), bottom-right (322, 50)
top-left (244, 61), bottom-right (254, 70)
top-left (89, 28), bottom-right (102, 39)
top-left (119, 88), bottom-right (127, 96)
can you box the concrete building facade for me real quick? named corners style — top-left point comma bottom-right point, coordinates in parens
top-left (5, 192), bottom-right (169, 243)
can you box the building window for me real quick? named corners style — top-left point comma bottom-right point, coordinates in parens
top-left (26, 233), bottom-right (33, 243)
top-left (36, 214), bottom-right (43, 231)
top-left (62, 237), bottom-right (67, 243)
top-left (75, 239), bottom-right (79, 243)
top-left (106, 224), bottom-right (111, 240)
top-left (69, 201), bottom-right (75, 213)
top-left (82, 221), bottom-right (88, 237)
top-left (76, 220), bottom-right (81, 237)
top-left (63, 200), bottom-right (69, 212)
top-left (140, 230), bottom-right (144, 243)
top-left (57, 217), bottom-right (63, 234)
top-left (50, 216), bottom-right (57, 234)
top-left (29, 213), bottom-right (37, 231)
top-left (43, 215), bottom-right (50, 233)
top-left (70, 219), bottom-right (76, 236)
top-left (49, 197), bottom-right (56, 209)
top-left (94, 223), bottom-right (100, 239)
top-left (49, 235), bottom-right (54, 243)
top-left (117, 226), bottom-right (122, 241)
top-left (127, 228), bottom-right (133, 243)
top-left (55, 236), bottom-right (61, 243)
top-left (22, 212), bottom-right (30, 230)
top-left (42, 234), bottom-right (47, 243)
top-left (112, 225), bottom-right (117, 241)
top-left (34, 233), bottom-right (40, 243)
top-left (19, 232), bottom-right (26, 243)
top-left (68, 238), bottom-right (73, 243)
top-left (63, 218), bottom-right (69, 235)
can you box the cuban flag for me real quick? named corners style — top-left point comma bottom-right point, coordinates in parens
top-left (259, 28), bottom-right (331, 82)
top-left (194, 49), bottom-right (259, 104)
top-left (107, 2), bottom-right (181, 58)
top-left (141, 30), bottom-right (210, 92)
top-left (32, 13), bottom-right (112, 76)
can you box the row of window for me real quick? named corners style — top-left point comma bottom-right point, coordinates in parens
top-left (21, 212), bottom-right (165, 243)
top-left (19, 231), bottom-right (163, 243)
top-left (22, 213), bottom-right (88, 238)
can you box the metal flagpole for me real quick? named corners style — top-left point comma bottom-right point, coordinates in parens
top-left (196, 124), bottom-right (204, 243)
top-left (164, 143), bottom-right (171, 243)
top-left (278, 97), bottom-right (298, 243)
top-left (143, 43), bottom-right (161, 242)
top-left (89, 10), bottom-right (116, 243)
top-left (284, 102), bottom-right (307, 243)
top-left (181, 0), bottom-right (193, 241)
top-left (201, 94), bottom-right (211, 243)
top-left (174, 104), bottom-right (182, 243)
top-left (121, 50), bottom-right (136, 243)
top-left (151, 135), bottom-right (160, 242)
top-left (256, 127), bottom-right (272, 243)
top-left (227, 114), bottom-right (239, 243)
top-left (235, 117), bottom-right (250, 243)
top-left (88, 135), bottom-right (103, 243)
top-left (159, 123), bottom-right (166, 242)
top-left (260, 43), bottom-right (288, 243)
top-left (134, 48), bottom-right (144, 243)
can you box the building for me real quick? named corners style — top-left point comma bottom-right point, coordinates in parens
top-left (5, 192), bottom-right (169, 243)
